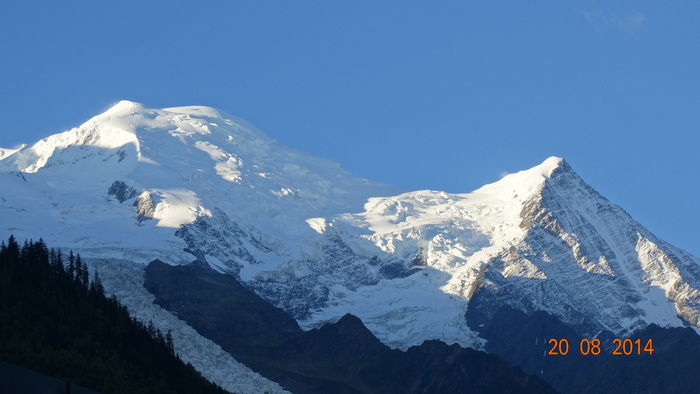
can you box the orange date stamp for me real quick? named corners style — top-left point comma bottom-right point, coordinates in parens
top-left (547, 338), bottom-right (654, 356)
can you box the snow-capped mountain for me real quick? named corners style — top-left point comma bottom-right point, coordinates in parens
top-left (2, 101), bottom-right (700, 389)
top-left (0, 100), bottom-right (403, 271)
top-left (313, 157), bottom-right (700, 348)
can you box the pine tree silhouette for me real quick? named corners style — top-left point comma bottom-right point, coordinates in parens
top-left (67, 251), bottom-right (76, 280)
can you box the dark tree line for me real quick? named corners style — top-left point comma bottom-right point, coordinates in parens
top-left (0, 236), bottom-right (229, 394)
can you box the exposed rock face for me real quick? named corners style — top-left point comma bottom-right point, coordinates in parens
top-left (134, 191), bottom-right (155, 223)
top-left (175, 209), bottom-right (261, 274)
top-left (107, 180), bottom-right (136, 203)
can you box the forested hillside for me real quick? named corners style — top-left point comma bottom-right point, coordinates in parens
top-left (0, 236), bottom-right (229, 394)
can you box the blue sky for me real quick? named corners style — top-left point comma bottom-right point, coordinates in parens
top-left (1, 1), bottom-right (698, 255)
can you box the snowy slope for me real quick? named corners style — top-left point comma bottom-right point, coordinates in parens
top-left (0, 100), bottom-right (398, 266)
top-left (307, 158), bottom-right (700, 346)
top-left (2, 100), bottom-right (700, 364)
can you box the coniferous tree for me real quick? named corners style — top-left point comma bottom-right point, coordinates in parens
top-left (55, 249), bottom-right (65, 275)
top-left (74, 254), bottom-right (84, 286)
top-left (21, 240), bottom-right (30, 261)
top-left (165, 330), bottom-right (175, 356)
top-left (67, 251), bottom-right (76, 280)
top-left (36, 239), bottom-right (48, 261)
top-left (90, 270), bottom-right (105, 298)
top-left (6, 235), bottom-right (19, 258)
top-left (49, 249), bottom-right (57, 270)
top-left (77, 254), bottom-right (89, 288)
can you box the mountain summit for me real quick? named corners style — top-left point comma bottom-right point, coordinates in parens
top-left (2, 102), bottom-right (700, 389)
top-left (0, 101), bottom-right (398, 254)
top-left (302, 152), bottom-right (700, 348)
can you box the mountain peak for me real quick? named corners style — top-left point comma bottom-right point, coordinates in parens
top-left (100, 101), bottom-right (227, 121)
top-left (95, 101), bottom-right (228, 125)
top-left (502, 156), bottom-right (567, 183)
top-left (535, 156), bottom-right (566, 177)
top-left (103, 100), bottom-right (145, 115)
top-left (471, 156), bottom-right (568, 201)
top-left (1, 102), bottom-right (233, 174)
top-left (1, 101), bottom-right (398, 241)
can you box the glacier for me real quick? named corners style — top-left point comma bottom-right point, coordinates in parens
top-left (2, 100), bottom-right (700, 387)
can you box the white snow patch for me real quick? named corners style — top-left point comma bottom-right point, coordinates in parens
top-left (194, 141), bottom-right (243, 183)
top-left (149, 189), bottom-right (212, 228)
top-left (272, 187), bottom-right (295, 198)
top-left (305, 218), bottom-right (327, 234)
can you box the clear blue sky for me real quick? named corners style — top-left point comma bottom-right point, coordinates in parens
top-left (1, 1), bottom-right (698, 255)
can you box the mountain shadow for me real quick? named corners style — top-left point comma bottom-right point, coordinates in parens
top-left (468, 289), bottom-right (700, 394)
top-left (144, 259), bottom-right (554, 394)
